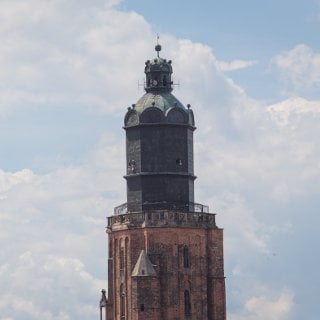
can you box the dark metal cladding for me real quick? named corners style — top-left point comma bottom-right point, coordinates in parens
top-left (124, 45), bottom-right (196, 212)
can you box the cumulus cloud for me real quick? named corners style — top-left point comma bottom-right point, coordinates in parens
top-left (0, 133), bottom-right (124, 319)
top-left (217, 59), bottom-right (257, 72)
top-left (0, 1), bottom-right (319, 319)
top-left (0, 253), bottom-right (102, 320)
top-left (273, 44), bottom-right (320, 93)
top-left (268, 97), bottom-right (320, 125)
top-left (0, 0), bottom-right (152, 116)
top-left (230, 288), bottom-right (294, 320)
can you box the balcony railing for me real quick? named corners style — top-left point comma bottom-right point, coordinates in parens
top-left (114, 201), bottom-right (209, 215)
top-left (108, 209), bottom-right (216, 230)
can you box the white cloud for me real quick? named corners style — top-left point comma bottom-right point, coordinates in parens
top-left (0, 0), bottom-right (151, 116)
top-left (0, 134), bottom-right (125, 319)
top-left (273, 44), bottom-right (320, 91)
top-left (0, 253), bottom-right (102, 319)
top-left (230, 288), bottom-right (294, 320)
top-left (217, 59), bottom-right (257, 72)
top-left (214, 193), bottom-right (274, 254)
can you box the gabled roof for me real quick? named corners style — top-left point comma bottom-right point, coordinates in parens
top-left (131, 250), bottom-right (157, 277)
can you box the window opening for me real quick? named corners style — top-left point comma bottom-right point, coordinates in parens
top-left (128, 160), bottom-right (136, 173)
top-left (163, 75), bottom-right (167, 86)
top-left (120, 285), bottom-right (125, 318)
top-left (184, 290), bottom-right (191, 316)
top-left (183, 246), bottom-right (190, 268)
top-left (120, 248), bottom-right (124, 271)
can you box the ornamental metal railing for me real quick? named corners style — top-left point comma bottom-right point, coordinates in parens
top-left (114, 201), bottom-right (209, 215)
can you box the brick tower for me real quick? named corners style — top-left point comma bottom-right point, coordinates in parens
top-left (100, 43), bottom-right (226, 320)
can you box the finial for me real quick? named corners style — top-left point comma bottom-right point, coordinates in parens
top-left (155, 34), bottom-right (161, 58)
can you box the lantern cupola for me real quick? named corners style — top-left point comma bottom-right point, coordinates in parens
top-left (144, 44), bottom-right (173, 93)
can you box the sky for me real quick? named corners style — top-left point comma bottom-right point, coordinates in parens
top-left (0, 0), bottom-right (319, 319)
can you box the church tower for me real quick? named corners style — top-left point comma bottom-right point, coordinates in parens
top-left (101, 43), bottom-right (226, 320)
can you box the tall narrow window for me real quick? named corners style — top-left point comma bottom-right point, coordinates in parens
top-left (109, 240), bottom-right (112, 258)
top-left (120, 284), bottom-right (125, 319)
top-left (184, 290), bottom-right (191, 316)
top-left (120, 248), bottom-right (124, 271)
top-left (183, 245), bottom-right (190, 268)
top-left (163, 75), bottom-right (167, 86)
top-left (114, 239), bottom-right (118, 313)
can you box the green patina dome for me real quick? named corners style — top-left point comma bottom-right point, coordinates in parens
top-left (134, 92), bottom-right (186, 115)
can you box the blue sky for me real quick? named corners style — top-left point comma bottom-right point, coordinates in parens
top-left (0, 1), bottom-right (319, 319)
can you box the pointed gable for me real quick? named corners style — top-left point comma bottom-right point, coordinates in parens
top-left (131, 250), bottom-right (157, 277)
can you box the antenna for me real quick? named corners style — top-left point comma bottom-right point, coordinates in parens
top-left (172, 79), bottom-right (180, 89)
top-left (138, 80), bottom-right (145, 90)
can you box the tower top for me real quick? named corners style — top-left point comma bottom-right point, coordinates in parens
top-left (124, 43), bottom-right (195, 128)
top-left (144, 43), bottom-right (173, 93)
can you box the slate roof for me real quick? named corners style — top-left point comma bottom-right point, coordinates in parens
top-left (131, 250), bottom-right (157, 277)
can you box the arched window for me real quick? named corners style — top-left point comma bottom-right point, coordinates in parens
top-left (183, 245), bottom-right (190, 268)
top-left (120, 284), bottom-right (125, 319)
top-left (125, 237), bottom-right (129, 275)
top-left (163, 75), bottom-right (167, 86)
top-left (109, 240), bottom-right (112, 258)
top-left (120, 248), bottom-right (124, 271)
top-left (184, 290), bottom-right (191, 316)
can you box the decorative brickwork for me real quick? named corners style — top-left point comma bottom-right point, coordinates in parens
top-left (106, 212), bottom-right (226, 320)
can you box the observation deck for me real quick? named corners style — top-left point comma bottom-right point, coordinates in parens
top-left (108, 202), bottom-right (216, 232)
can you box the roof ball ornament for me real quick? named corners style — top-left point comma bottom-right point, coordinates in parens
top-left (155, 34), bottom-right (161, 57)
top-left (155, 44), bottom-right (162, 57)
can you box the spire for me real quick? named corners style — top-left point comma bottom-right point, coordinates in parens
top-left (132, 250), bottom-right (157, 277)
top-left (100, 289), bottom-right (107, 307)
